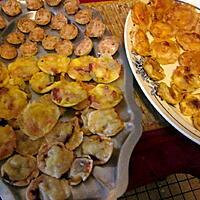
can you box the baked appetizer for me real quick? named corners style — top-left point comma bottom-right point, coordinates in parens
top-left (19, 41), bottom-right (38, 57)
top-left (60, 24), bottom-right (78, 40)
top-left (1, 154), bottom-right (39, 186)
top-left (42, 34), bottom-right (60, 50)
top-left (90, 56), bottom-right (121, 83)
top-left (68, 56), bottom-right (94, 81)
top-left (6, 31), bottom-right (25, 45)
top-left (50, 13), bottom-right (68, 30)
top-left (17, 18), bottom-right (36, 33)
top-left (26, 174), bottom-right (71, 200)
top-left (89, 84), bottom-right (123, 109)
top-left (38, 54), bottom-right (70, 75)
top-left (81, 135), bottom-right (113, 165)
top-left (35, 8), bottom-right (52, 25)
top-left (74, 37), bottom-right (93, 56)
top-left (74, 9), bottom-right (92, 25)
top-left (26, 0), bottom-right (44, 10)
top-left (87, 108), bottom-right (124, 137)
top-left (0, 62), bottom-right (9, 88)
top-left (51, 80), bottom-right (88, 107)
top-left (37, 142), bottom-right (74, 178)
top-left (55, 40), bottom-right (73, 56)
top-left (0, 125), bottom-right (16, 160)
top-left (16, 130), bottom-right (44, 156)
top-left (0, 15), bottom-right (6, 29)
top-left (64, 0), bottom-right (80, 15)
top-left (29, 27), bottom-right (45, 42)
top-left (0, 43), bottom-right (17, 60)
top-left (2, 0), bottom-right (22, 16)
top-left (18, 101), bottom-right (60, 140)
top-left (85, 18), bottom-right (106, 38)
top-left (46, 0), bottom-right (62, 6)
top-left (68, 156), bottom-right (93, 185)
top-left (8, 57), bottom-right (39, 81)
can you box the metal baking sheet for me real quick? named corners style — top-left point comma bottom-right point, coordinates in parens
top-left (0, 1), bottom-right (142, 199)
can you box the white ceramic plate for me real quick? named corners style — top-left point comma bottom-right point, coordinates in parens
top-left (124, 0), bottom-right (200, 144)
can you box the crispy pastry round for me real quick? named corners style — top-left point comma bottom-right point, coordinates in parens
top-left (26, 174), bottom-right (71, 200)
top-left (46, 0), bottom-right (62, 6)
top-left (17, 18), bottom-right (36, 33)
top-left (37, 142), bottom-right (74, 178)
top-left (0, 15), bottom-right (6, 29)
top-left (176, 32), bottom-right (200, 51)
top-left (192, 112), bottom-right (200, 131)
top-left (38, 54), bottom-right (70, 75)
top-left (1, 154), bottom-right (39, 186)
top-left (51, 81), bottom-right (88, 107)
top-left (0, 87), bottom-right (28, 120)
top-left (64, 0), bottom-right (80, 15)
top-left (74, 9), bottom-right (92, 25)
top-left (55, 39), bottom-right (73, 56)
top-left (87, 108), bottom-right (124, 137)
top-left (68, 56), bottom-right (95, 81)
top-left (179, 93), bottom-right (200, 116)
top-left (85, 18), bottom-right (106, 38)
top-left (26, 0), bottom-right (43, 10)
top-left (74, 37), bottom-right (93, 56)
top-left (143, 57), bottom-right (165, 81)
top-left (16, 130), bottom-right (44, 156)
top-left (2, 0), bottom-right (22, 16)
top-left (60, 24), bottom-right (78, 40)
top-left (35, 8), bottom-right (52, 25)
top-left (0, 62), bottom-right (9, 88)
top-left (8, 57), bottom-right (39, 81)
top-left (171, 66), bottom-right (200, 92)
top-left (50, 13), bottom-right (67, 30)
top-left (131, 29), bottom-right (150, 57)
top-left (6, 31), bottom-right (25, 45)
top-left (19, 41), bottom-right (38, 57)
top-left (89, 84), bottom-right (123, 109)
top-left (42, 35), bottom-right (60, 50)
top-left (82, 135), bottom-right (113, 165)
top-left (0, 125), bottom-right (16, 160)
top-left (0, 43), bottom-right (17, 60)
top-left (29, 27), bottom-right (45, 42)
top-left (150, 39), bottom-right (180, 65)
top-left (90, 56), bottom-right (121, 83)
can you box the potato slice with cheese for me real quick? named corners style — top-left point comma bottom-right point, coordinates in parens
top-left (51, 81), bottom-right (88, 107)
top-left (8, 57), bottom-right (39, 81)
top-left (38, 54), bottom-right (70, 75)
top-left (1, 154), bottom-right (39, 186)
top-left (89, 84), bottom-right (123, 109)
top-left (0, 62), bottom-right (9, 88)
top-left (91, 56), bottom-right (121, 83)
top-left (18, 101), bottom-right (60, 140)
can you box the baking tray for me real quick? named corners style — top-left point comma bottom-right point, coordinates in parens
top-left (0, 1), bottom-right (142, 199)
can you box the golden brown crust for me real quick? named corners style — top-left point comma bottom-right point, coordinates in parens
top-left (2, 0), bottom-right (22, 16)
top-left (46, 0), bottom-right (62, 6)
top-left (64, 0), bottom-right (80, 15)
top-left (29, 27), bottom-right (45, 42)
top-left (26, 0), bottom-right (43, 10)
top-left (35, 8), bottom-right (52, 25)
top-left (0, 15), bottom-right (7, 29)
top-left (17, 18), bottom-right (36, 33)
top-left (6, 31), bottom-right (25, 45)
top-left (42, 35), bottom-right (60, 50)
top-left (55, 40), bottom-right (73, 56)
top-left (19, 41), bottom-right (38, 57)
top-left (0, 43), bottom-right (17, 60)
top-left (74, 9), bottom-right (92, 25)
top-left (50, 13), bottom-right (67, 30)
top-left (60, 24), bottom-right (78, 40)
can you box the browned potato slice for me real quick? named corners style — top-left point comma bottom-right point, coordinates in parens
top-left (2, 0), bottom-right (22, 16)
top-left (81, 135), bottom-right (113, 165)
top-left (17, 18), bottom-right (36, 33)
top-left (0, 125), bottom-right (16, 160)
top-left (150, 39), bottom-right (180, 64)
top-left (172, 66), bottom-right (200, 92)
top-left (50, 13), bottom-right (67, 30)
top-left (176, 32), bottom-right (200, 51)
top-left (26, 0), bottom-right (43, 10)
top-left (38, 54), bottom-right (70, 75)
top-left (1, 154), bottom-right (39, 186)
top-left (16, 130), bottom-right (44, 156)
top-left (51, 80), bottom-right (88, 107)
top-left (132, 1), bottom-right (152, 31)
top-left (192, 112), bottom-right (200, 131)
top-left (0, 62), bottom-right (9, 88)
top-left (74, 37), bottom-right (93, 56)
top-left (0, 15), bottom-right (6, 29)
top-left (179, 93), bottom-right (200, 116)
top-left (89, 84), bottom-right (123, 109)
top-left (29, 27), bottom-right (45, 42)
top-left (64, 0), bottom-right (80, 15)
top-left (46, 0), bottom-right (62, 6)
top-left (85, 18), bottom-right (106, 38)
top-left (55, 40), bottom-right (73, 56)
top-left (164, 2), bottom-right (198, 31)
top-left (90, 55), bottom-right (121, 83)
top-left (37, 142), bottom-right (74, 178)
top-left (143, 57), bottom-right (165, 81)
top-left (157, 82), bottom-right (183, 105)
top-left (8, 57), bottom-right (39, 81)
top-left (150, 21), bottom-right (175, 39)
top-left (42, 35), bottom-right (60, 50)
top-left (35, 8), bottom-right (52, 25)
top-left (60, 24), bottom-right (78, 40)
top-left (26, 175), bottom-right (71, 200)
top-left (0, 87), bottom-right (28, 120)
top-left (30, 71), bottom-right (55, 94)
top-left (74, 9), bottom-right (92, 25)
top-left (68, 56), bottom-right (94, 81)
top-left (0, 43), bottom-right (17, 60)
top-left (19, 41), bottom-right (38, 57)
top-left (18, 101), bottom-right (60, 140)
top-left (6, 31), bottom-right (25, 45)
top-left (131, 29), bottom-right (150, 57)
